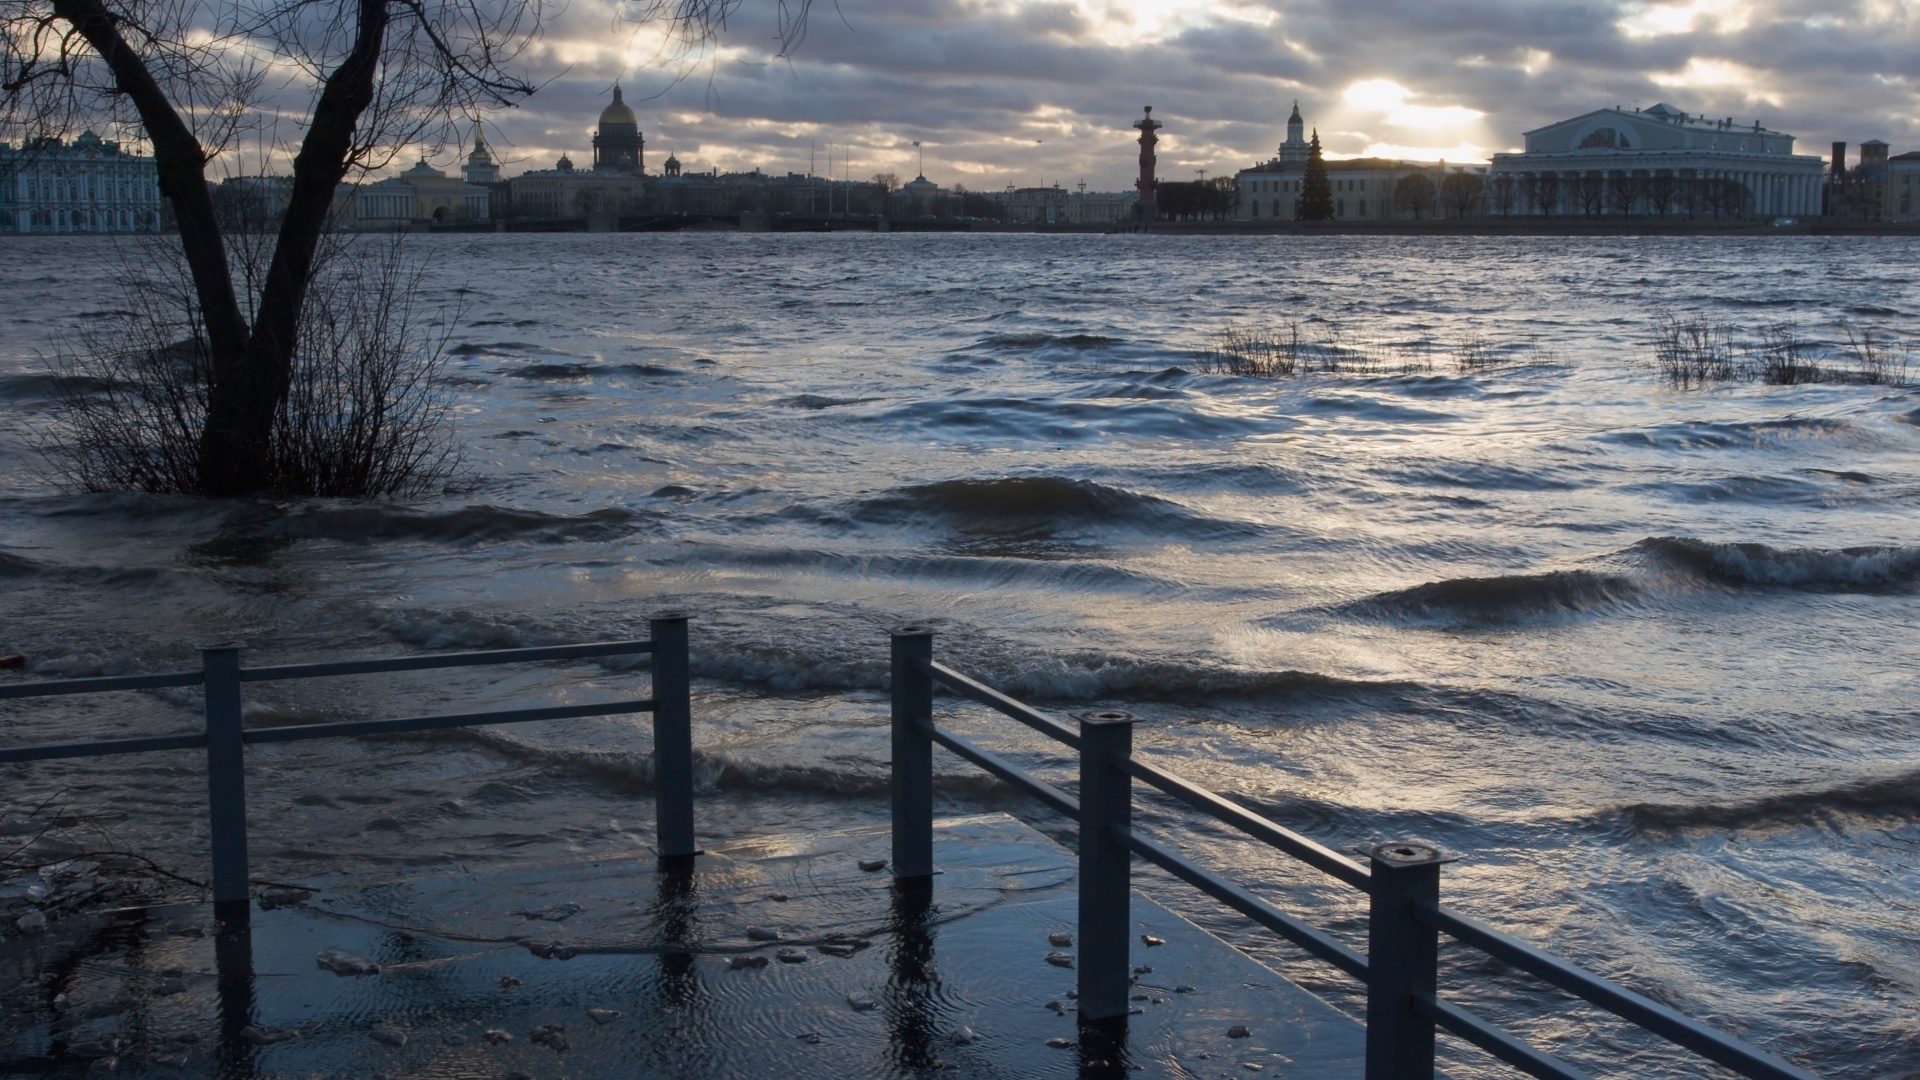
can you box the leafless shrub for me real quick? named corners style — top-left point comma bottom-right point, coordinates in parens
top-left (1652, 314), bottom-right (1740, 388)
top-left (1201, 322), bottom-right (1460, 379)
top-left (1451, 333), bottom-right (1501, 373)
top-left (43, 235), bottom-right (460, 497)
top-left (1839, 319), bottom-right (1910, 386)
top-left (1200, 322), bottom-right (1302, 376)
top-left (1652, 313), bottom-right (1914, 389)
top-left (1757, 320), bottom-right (1820, 385)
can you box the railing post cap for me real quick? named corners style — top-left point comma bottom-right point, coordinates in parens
top-left (196, 641), bottom-right (247, 653)
top-left (649, 610), bottom-right (691, 622)
top-left (890, 625), bottom-right (934, 637)
top-left (1367, 840), bottom-right (1457, 868)
top-left (1077, 709), bottom-right (1140, 726)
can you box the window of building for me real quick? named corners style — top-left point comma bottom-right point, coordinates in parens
top-left (1337, 198), bottom-right (1345, 216)
top-left (1359, 198), bottom-right (1367, 216)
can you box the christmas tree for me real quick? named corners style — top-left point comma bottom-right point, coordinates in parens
top-left (1298, 130), bottom-right (1334, 221)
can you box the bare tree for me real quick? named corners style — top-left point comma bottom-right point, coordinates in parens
top-left (1607, 171), bottom-right (1641, 217)
top-left (1393, 170), bottom-right (1435, 220)
top-left (1487, 172), bottom-right (1517, 216)
top-left (1440, 171), bottom-right (1482, 218)
top-left (1677, 175), bottom-right (1706, 218)
top-left (4, 0), bottom-right (808, 495)
top-left (871, 171), bottom-right (899, 195)
top-left (1703, 177), bottom-right (1750, 219)
top-left (1644, 171), bottom-right (1676, 219)
top-left (1573, 171), bottom-right (1606, 218)
top-left (1523, 171), bottom-right (1560, 217)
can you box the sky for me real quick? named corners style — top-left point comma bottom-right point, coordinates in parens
top-left (343, 0), bottom-right (1920, 189)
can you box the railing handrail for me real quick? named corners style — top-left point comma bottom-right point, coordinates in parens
top-left (0, 669), bottom-right (204, 699)
top-left (926, 660), bottom-right (1081, 748)
top-left (0, 639), bottom-right (660, 703)
top-left (901, 638), bottom-right (1819, 1080)
top-left (0, 617), bottom-right (697, 916)
top-left (238, 639), bottom-right (656, 682)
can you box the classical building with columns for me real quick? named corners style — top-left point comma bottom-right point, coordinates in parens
top-left (0, 130), bottom-right (163, 233)
top-left (1489, 103), bottom-right (1825, 218)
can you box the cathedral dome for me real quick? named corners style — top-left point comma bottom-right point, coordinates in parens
top-left (599, 86), bottom-right (638, 131)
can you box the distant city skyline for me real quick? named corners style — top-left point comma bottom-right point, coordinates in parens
top-left (107, 0), bottom-right (1920, 189)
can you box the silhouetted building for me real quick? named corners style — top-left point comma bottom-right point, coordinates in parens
top-left (1232, 104), bottom-right (1483, 221)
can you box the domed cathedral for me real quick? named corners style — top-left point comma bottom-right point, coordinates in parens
top-left (593, 86), bottom-right (645, 173)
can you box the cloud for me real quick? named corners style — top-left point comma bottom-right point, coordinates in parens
top-left (337, 0), bottom-right (1920, 190)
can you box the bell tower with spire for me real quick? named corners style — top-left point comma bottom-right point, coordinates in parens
top-left (1279, 101), bottom-right (1310, 163)
top-left (463, 121), bottom-right (500, 185)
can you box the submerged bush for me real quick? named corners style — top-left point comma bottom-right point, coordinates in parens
top-left (1198, 321), bottom-right (1528, 379)
top-left (1650, 313), bottom-right (1912, 389)
top-left (44, 236), bottom-right (461, 497)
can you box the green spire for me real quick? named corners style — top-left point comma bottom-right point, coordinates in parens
top-left (1298, 129), bottom-right (1333, 221)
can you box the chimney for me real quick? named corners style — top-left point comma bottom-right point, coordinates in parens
top-left (1831, 142), bottom-right (1848, 178)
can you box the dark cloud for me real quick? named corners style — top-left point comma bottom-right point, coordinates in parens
top-left (433, 0), bottom-right (1920, 190)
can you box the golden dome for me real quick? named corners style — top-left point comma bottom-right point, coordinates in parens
top-left (599, 86), bottom-right (637, 130)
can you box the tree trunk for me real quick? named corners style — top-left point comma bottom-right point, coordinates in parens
top-left (199, 0), bottom-right (390, 495)
top-left (57, 0), bottom-right (392, 496)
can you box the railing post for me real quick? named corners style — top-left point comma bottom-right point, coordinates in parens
top-left (1077, 709), bottom-right (1139, 1023)
top-left (1365, 841), bottom-right (1453, 1080)
top-left (649, 612), bottom-right (697, 862)
top-left (200, 643), bottom-right (249, 921)
top-left (889, 626), bottom-right (935, 881)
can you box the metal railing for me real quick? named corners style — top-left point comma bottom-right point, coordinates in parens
top-left (0, 616), bottom-right (1823, 1078)
top-left (0, 613), bottom-right (694, 917)
top-left (887, 626), bottom-right (1818, 1080)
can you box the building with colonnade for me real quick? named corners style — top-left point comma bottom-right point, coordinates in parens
top-left (1488, 103), bottom-right (1826, 218)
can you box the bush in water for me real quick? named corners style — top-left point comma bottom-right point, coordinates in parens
top-left (42, 236), bottom-right (461, 498)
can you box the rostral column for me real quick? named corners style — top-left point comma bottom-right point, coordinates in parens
top-left (1134, 106), bottom-right (1162, 225)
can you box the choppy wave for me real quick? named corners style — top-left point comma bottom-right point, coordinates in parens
top-left (260, 504), bottom-right (648, 545)
top-left (696, 633), bottom-right (1416, 707)
top-left (0, 550), bottom-right (36, 576)
top-left (0, 372), bottom-right (111, 400)
top-left (848, 476), bottom-right (1258, 541)
top-left (1304, 395), bottom-right (1458, 424)
top-left (869, 396), bottom-right (1273, 440)
top-left (457, 732), bottom-right (1014, 802)
top-left (447, 341), bottom-right (556, 357)
top-left (1342, 570), bottom-right (1643, 623)
top-left (777, 394), bottom-right (881, 409)
top-left (503, 362), bottom-right (681, 379)
top-left (1626, 768), bottom-right (1920, 831)
top-left (1600, 417), bottom-right (1858, 451)
top-left (1375, 461), bottom-right (1582, 492)
top-left (980, 332), bottom-right (1121, 350)
top-left (1635, 536), bottom-right (1920, 591)
top-left (376, 607), bottom-right (563, 651)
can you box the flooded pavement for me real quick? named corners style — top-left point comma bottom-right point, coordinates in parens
top-left (0, 814), bottom-right (1365, 1078)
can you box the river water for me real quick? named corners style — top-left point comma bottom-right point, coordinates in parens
top-left (2, 233), bottom-right (1917, 1078)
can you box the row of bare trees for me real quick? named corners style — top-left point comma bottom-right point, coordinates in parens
top-left (1234, 168), bottom-right (1753, 222)
top-left (1483, 172), bottom-right (1754, 219)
